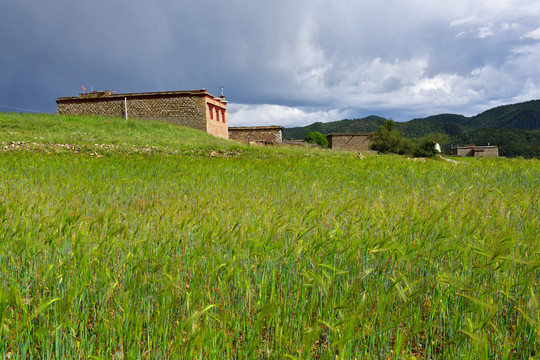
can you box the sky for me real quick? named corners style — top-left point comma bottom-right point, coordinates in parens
top-left (1, 0), bottom-right (540, 127)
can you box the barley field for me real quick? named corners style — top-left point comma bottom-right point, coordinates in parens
top-left (0, 113), bottom-right (539, 359)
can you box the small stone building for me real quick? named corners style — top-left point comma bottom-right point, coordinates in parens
top-left (228, 126), bottom-right (283, 144)
top-left (450, 145), bottom-right (499, 157)
top-left (326, 133), bottom-right (372, 152)
top-left (56, 89), bottom-right (228, 138)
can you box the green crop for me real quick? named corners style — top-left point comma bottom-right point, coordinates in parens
top-left (0, 113), bottom-right (539, 359)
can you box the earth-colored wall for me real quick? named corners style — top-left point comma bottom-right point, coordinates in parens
top-left (228, 127), bottom-right (283, 143)
top-left (450, 146), bottom-right (499, 157)
top-left (452, 147), bottom-right (473, 157)
top-left (480, 146), bottom-right (499, 157)
top-left (327, 134), bottom-right (372, 151)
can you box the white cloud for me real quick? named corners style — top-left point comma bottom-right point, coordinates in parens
top-left (521, 27), bottom-right (540, 40)
top-left (500, 22), bottom-right (519, 31)
top-left (451, 16), bottom-right (481, 27)
top-left (476, 26), bottom-right (495, 38)
top-left (227, 104), bottom-right (353, 128)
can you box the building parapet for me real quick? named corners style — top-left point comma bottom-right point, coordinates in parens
top-left (57, 89), bottom-right (228, 107)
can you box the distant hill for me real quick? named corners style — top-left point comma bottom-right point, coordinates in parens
top-left (405, 100), bottom-right (540, 129)
top-left (283, 99), bottom-right (540, 158)
top-left (467, 100), bottom-right (540, 129)
top-left (284, 115), bottom-right (386, 140)
top-left (410, 113), bottom-right (469, 125)
top-left (396, 119), bottom-right (468, 138)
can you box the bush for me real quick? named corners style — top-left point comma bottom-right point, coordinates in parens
top-left (370, 119), bottom-right (413, 154)
top-left (413, 140), bottom-right (439, 158)
top-left (304, 132), bottom-right (328, 148)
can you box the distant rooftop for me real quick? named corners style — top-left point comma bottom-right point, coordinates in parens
top-left (228, 126), bottom-right (283, 130)
top-left (451, 145), bottom-right (498, 149)
top-left (326, 132), bottom-right (371, 136)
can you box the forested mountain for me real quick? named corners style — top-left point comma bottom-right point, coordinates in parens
top-left (283, 99), bottom-right (540, 158)
top-left (284, 115), bottom-right (386, 140)
top-left (404, 100), bottom-right (540, 129)
top-left (396, 120), bottom-right (468, 138)
top-left (467, 100), bottom-right (540, 129)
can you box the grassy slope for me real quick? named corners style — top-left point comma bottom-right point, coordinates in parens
top-left (0, 112), bottom-right (349, 159)
top-left (0, 112), bottom-right (243, 153)
top-left (1, 113), bottom-right (539, 358)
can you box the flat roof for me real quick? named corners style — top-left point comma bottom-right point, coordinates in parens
top-left (57, 89), bottom-right (225, 103)
top-left (451, 145), bottom-right (498, 149)
top-left (326, 132), bottom-right (371, 136)
top-left (228, 126), bottom-right (283, 130)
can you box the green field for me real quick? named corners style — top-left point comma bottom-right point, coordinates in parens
top-left (1, 113), bottom-right (539, 359)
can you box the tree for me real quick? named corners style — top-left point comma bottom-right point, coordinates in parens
top-left (422, 132), bottom-right (450, 146)
top-left (304, 131), bottom-right (328, 148)
top-left (412, 132), bottom-right (448, 157)
top-left (413, 140), bottom-right (439, 158)
top-left (370, 119), bottom-right (413, 154)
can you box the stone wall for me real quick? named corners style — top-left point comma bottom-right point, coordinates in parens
top-left (450, 146), bottom-right (499, 157)
top-left (480, 146), bottom-right (499, 157)
top-left (56, 90), bottom-right (228, 138)
top-left (228, 126), bottom-right (283, 144)
top-left (327, 133), bottom-right (372, 152)
top-left (451, 147), bottom-right (473, 157)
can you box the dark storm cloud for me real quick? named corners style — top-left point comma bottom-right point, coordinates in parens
top-left (1, 0), bottom-right (540, 126)
top-left (1, 1), bottom-right (175, 111)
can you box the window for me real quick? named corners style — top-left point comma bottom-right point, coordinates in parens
top-left (208, 104), bottom-right (213, 119)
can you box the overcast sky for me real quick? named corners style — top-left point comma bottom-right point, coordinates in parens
top-left (2, 0), bottom-right (540, 127)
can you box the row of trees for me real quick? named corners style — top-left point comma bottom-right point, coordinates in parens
top-left (370, 119), bottom-right (444, 157)
top-left (304, 119), bottom-right (444, 157)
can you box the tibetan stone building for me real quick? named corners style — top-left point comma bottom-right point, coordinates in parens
top-left (56, 89), bottom-right (228, 138)
top-left (450, 145), bottom-right (499, 157)
top-left (326, 133), bottom-right (372, 152)
top-left (228, 126), bottom-right (283, 144)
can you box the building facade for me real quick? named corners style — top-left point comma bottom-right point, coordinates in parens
top-left (450, 145), bottom-right (499, 157)
top-left (326, 133), bottom-right (372, 152)
top-left (56, 89), bottom-right (228, 138)
top-left (228, 126), bottom-right (283, 144)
